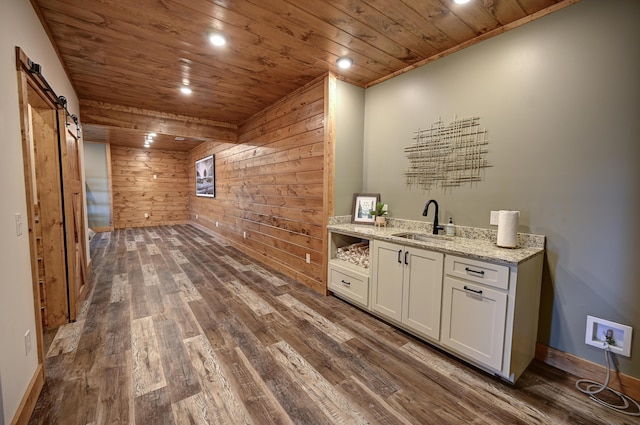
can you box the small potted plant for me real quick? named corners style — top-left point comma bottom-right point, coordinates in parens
top-left (370, 201), bottom-right (387, 227)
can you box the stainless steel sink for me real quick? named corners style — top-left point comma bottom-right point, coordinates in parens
top-left (392, 232), bottom-right (453, 242)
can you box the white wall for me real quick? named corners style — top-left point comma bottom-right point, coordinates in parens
top-left (363, 0), bottom-right (640, 377)
top-left (0, 1), bottom-right (78, 422)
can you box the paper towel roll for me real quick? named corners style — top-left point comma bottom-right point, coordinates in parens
top-left (497, 210), bottom-right (519, 248)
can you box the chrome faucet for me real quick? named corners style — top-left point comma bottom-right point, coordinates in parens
top-left (422, 199), bottom-right (443, 235)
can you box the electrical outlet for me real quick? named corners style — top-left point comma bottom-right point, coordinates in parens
top-left (243, 231), bottom-right (246, 239)
top-left (305, 253), bottom-right (311, 264)
top-left (585, 315), bottom-right (632, 357)
top-left (215, 221), bottom-right (219, 227)
top-left (25, 330), bottom-right (31, 355)
top-left (195, 214), bottom-right (198, 219)
top-left (144, 213), bottom-right (149, 218)
top-left (490, 211), bottom-right (499, 225)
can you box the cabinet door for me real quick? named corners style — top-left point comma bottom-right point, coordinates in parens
top-left (402, 249), bottom-right (443, 341)
top-left (371, 240), bottom-right (404, 321)
top-left (441, 276), bottom-right (507, 371)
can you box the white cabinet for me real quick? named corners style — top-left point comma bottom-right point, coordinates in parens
top-left (371, 240), bottom-right (443, 341)
top-left (328, 263), bottom-right (369, 308)
top-left (327, 229), bottom-right (544, 383)
top-left (441, 272), bottom-right (508, 370)
top-left (440, 254), bottom-right (543, 382)
top-left (370, 240), bottom-right (403, 320)
top-left (327, 232), bottom-right (370, 309)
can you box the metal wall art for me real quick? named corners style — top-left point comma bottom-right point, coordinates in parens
top-left (404, 115), bottom-right (491, 191)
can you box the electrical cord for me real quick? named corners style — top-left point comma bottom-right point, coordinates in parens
top-left (575, 343), bottom-right (640, 416)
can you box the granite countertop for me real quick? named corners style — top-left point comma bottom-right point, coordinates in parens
top-left (328, 218), bottom-right (545, 266)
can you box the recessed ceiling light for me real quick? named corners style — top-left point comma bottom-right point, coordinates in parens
top-left (209, 33), bottom-right (227, 47)
top-left (180, 86), bottom-right (192, 95)
top-left (454, 0), bottom-right (471, 4)
top-left (336, 57), bottom-right (353, 69)
top-left (175, 137), bottom-right (185, 141)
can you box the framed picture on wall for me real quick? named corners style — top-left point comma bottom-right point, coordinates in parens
top-left (195, 155), bottom-right (215, 197)
top-left (351, 193), bottom-right (380, 225)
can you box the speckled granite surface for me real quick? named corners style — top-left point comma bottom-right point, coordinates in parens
top-left (328, 216), bottom-right (545, 266)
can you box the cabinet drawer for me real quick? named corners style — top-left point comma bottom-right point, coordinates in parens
top-left (445, 255), bottom-right (509, 290)
top-left (328, 263), bottom-right (369, 308)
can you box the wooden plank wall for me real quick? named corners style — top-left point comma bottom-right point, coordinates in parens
top-left (189, 77), bottom-right (327, 294)
top-left (111, 145), bottom-right (190, 228)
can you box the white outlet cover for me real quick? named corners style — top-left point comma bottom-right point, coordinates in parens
top-left (490, 211), bottom-right (499, 225)
top-left (25, 330), bottom-right (31, 355)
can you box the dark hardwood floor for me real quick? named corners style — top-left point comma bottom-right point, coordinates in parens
top-left (29, 224), bottom-right (635, 424)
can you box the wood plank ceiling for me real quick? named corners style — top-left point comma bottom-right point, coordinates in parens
top-left (32, 0), bottom-right (571, 149)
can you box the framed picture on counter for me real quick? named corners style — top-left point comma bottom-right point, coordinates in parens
top-left (351, 193), bottom-right (380, 225)
top-left (195, 155), bottom-right (215, 197)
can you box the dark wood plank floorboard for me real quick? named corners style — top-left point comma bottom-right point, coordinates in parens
top-left (29, 224), bottom-right (636, 425)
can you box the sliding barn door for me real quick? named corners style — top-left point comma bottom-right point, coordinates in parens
top-left (30, 103), bottom-right (68, 327)
top-left (60, 111), bottom-right (89, 321)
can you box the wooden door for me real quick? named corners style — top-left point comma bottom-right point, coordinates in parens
top-left (30, 103), bottom-right (69, 327)
top-left (17, 48), bottom-right (88, 330)
top-left (60, 112), bottom-right (88, 321)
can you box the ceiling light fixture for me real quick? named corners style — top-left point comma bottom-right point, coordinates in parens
top-left (336, 57), bottom-right (353, 69)
top-left (180, 86), bottom-right (192, 95)
top-left (454, 0), bottom-right (471, 4)
top-left (209, 33), bottom-right (227, 47)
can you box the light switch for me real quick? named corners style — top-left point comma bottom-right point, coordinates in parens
top-left (15, 213), bottom-right (23, 236)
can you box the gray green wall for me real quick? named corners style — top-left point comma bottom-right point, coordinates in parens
top-left (362, 0), bottom-right (640, 378)
top-left (335, 80), bottom-right (365, 215)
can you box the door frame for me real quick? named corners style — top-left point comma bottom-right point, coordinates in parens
top-left (13, 46), bottom-right (61, 424)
